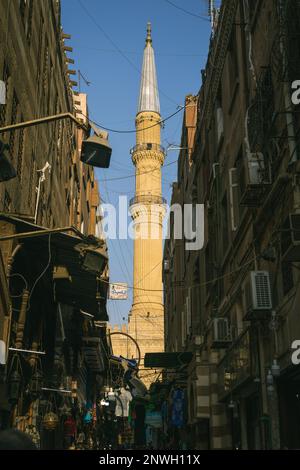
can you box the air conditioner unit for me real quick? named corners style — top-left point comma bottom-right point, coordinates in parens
top-left (247, 152), bottom-right (266, 184)
top-left (240, 151), bottom-right (271, 207)
top-left (243, 271), bottom-right (272, 320)
top-left (211, 318), bottom-right (232, 348)
top-left (281, 213), bottom-right (300, 261)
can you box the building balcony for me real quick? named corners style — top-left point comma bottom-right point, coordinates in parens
top-left (217, 328), bottom-right (260, 401)
top-left (129, 195), bottom-right (167, 207)
top-left (130, 143), bottom-right (165, 155)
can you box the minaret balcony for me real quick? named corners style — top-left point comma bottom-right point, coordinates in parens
top-left (129, 195), bottom-right (167, 207)
top-left (130, 143), bottom-right (165, 155)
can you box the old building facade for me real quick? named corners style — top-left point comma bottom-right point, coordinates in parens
top-left (164, 0), bottom-right (300, 450)
top-left (0, 0), bottom-right (110, 448)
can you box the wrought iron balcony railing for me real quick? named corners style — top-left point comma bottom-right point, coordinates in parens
top-left (130, 143), bottom-right (165, 155)
top-left (129, 195), bottom-right (167, 207)
top-left (217, 328), bottom-right (260, 400)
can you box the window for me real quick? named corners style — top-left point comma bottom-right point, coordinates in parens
top-left (248, 67), bottom-right (274, 151)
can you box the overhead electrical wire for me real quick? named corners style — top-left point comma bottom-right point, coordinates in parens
top-left (77, 0), bottom-right (179, 107)
top-left (97, 159), bottom-right (177, 182)
top-left (163, 0), bottom-right (211, 21)
top-left (27, 234), bottom-right (52, 311)
top-left (81, 103), bottom-right (191, 134)
top-left (100, 256), bottom-right (258, 293)
top-left (72, 44), bottom-right (208, 58)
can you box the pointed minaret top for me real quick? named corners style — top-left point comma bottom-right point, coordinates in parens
top-left (146, 22), bottom-right (152, 45)
top-left (137, 22), bottom-right (160, 115)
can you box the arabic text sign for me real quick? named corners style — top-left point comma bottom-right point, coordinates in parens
top-left (109, 283), bottom-right (128, 300)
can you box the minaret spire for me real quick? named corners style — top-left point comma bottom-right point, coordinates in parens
top-left (128, 22), bottom-right (165, 389)
top-left (137, 22), bottom-right (160, 115)
top-left (146, 21), bottom-right (152, 45)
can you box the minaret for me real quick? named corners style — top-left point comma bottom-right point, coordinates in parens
top-left (128, 23), bottom-right (165, 387)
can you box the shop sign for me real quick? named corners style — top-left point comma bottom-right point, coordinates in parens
top-left (109, 283), bottom-right (128, 300)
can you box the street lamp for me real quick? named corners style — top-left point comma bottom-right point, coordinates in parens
top-left (0, 112), bottom-right (112, 181)
top-left (81, 122), bottom-right (111, 169)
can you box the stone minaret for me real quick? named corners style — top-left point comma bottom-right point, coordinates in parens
top-left (128, 23), bottom-right (165, 387)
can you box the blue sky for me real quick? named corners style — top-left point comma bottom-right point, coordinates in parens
top-left (61, 0), bottom-right (212, 325)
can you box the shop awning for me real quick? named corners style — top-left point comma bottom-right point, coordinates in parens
top-left (0, 214), bottom-right (109, 320)
top-left (144, 352), bottom-right (193, 369)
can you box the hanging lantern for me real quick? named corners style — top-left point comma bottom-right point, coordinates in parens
top-left (42, 411), bottom-right (59, 431)
top-left (8, 370), bottom-right (22, 404)
top-left (59, 402), bottom-right (72, 417)
top-left (29, 368), bottom-right (43, 398)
